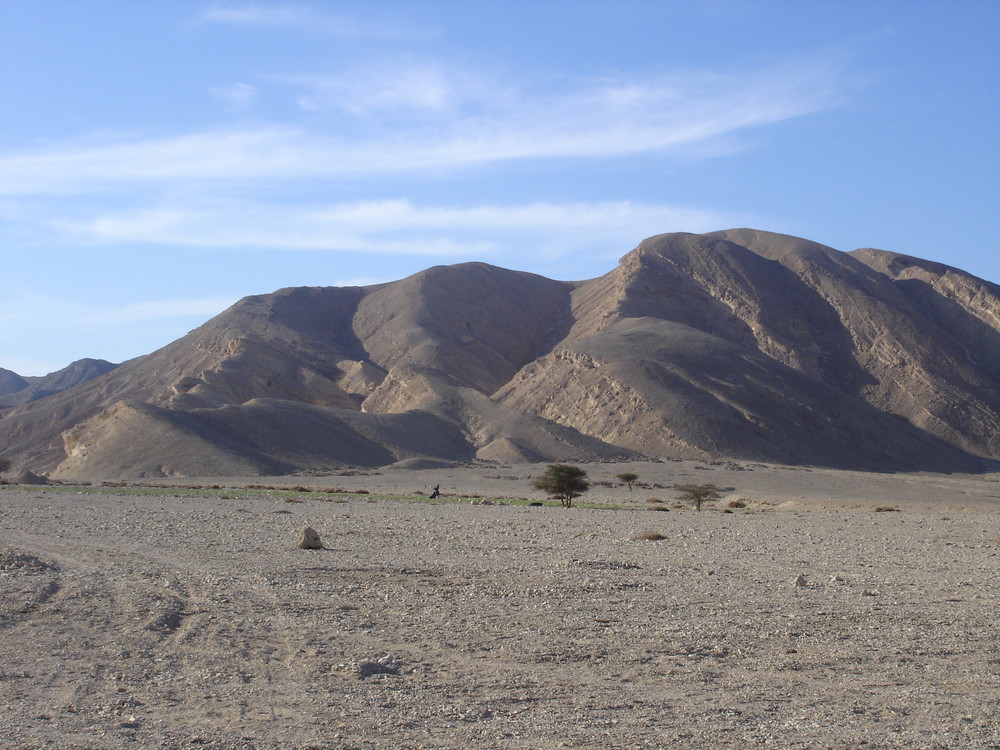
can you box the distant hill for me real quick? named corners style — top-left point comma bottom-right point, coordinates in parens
top-left (0, 359), bottom-right (118, 408)
top-left (1, 229), bottom-right (997, 479)
top-left (0, 368), bottom-right (29, 398)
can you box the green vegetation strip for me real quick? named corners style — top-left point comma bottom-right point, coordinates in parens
top-left (0, 483), bottom-right (621, 509)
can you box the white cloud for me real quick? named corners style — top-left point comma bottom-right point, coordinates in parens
top-left (0, 289), bottom-right (240, 374)
top-left (0, 61), bottom-right (841, 194)
top-left (209, 81), bottom-right (257, 108)
top-left (0, 288), bottom-right (238, 327)
top-left (198, 4), bottom-right (435, 39)
top-left (201, 4), bottom-right (313, 27)
top-left (281, 62), bottom-right (464, 115)
top-left (55, 198), bottom-right (746, 259)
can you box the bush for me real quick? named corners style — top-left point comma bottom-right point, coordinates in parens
top-left (616, 472), bottom-right (639, 491)
top-left (676, 483), bottom-right (723, 512)
top-left (532, 464), bottom-right (590, 508)
top-left (638, 531), bottom-right (667, 541)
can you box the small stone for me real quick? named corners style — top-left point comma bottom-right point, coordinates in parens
top-left (297, 526), bottom-right (323, 549)
top-left (355, 655), bottom-right (405, 678)
top-left (793, 574), bottom-right (808, 588)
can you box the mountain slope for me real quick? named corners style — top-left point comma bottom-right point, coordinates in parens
top-left (495, 231), bottom-right (1000, 469)
top-left (0, 359), bottom-right (118, 407)
top-left (1, 229), bottom-right (997, 479)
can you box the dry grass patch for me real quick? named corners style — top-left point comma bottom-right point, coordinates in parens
top-left (727, 498), bottom-right (748, 508)
top-left (638, 531), bottom-right (667, 541)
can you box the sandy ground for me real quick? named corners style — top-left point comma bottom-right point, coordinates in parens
top-left (1, 460), bottom-right (999, 749)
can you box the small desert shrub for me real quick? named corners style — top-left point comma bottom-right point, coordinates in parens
top-left (638, 531), bottom-right (667, 541)
top-left (727, 499), bottom-right (748, 509)
top-left (676, 483), bottom-right (724, 512)
top-left (646, 497), bottom-right (663, 504)
top-left (873, 506), bottom-right (900, 512)
top-left (285, 498), bottom-right (304, 504)
top-left (646, 504), bottom-right (670, 512)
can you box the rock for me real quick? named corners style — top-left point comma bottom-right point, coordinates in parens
top-left (296, 526), bottom-right (323, 549)
top-left (793, 574), bottom-right (809, 588)
top-left (355, 655), bottom-right (407, 679)
top-left (10, 470), bottom-right (48, 485)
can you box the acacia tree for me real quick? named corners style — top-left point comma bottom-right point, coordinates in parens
top-left (533, 464), bottom-right (590, 508)
top-left (616, 472), bottom-right (639, 491)
top-left (676, 483), bottom-right (722, 512)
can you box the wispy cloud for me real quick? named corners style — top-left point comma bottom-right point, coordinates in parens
top-left (0, 288), bottom-right (237, 327)
top-left (278, 61), bottom-right (470, 115)
top-left (201, 4), bottom-right (314, 27)
top-left (198, 4), bottom-right (436, 39)
top-left (0, 60), bottom-right (841, 194)
top-left (55, 198), bottom-right (746, 259)
top-left (209, 81), bottom-right (258, 108)
top-left (0, 290), bottom-right (240, 374)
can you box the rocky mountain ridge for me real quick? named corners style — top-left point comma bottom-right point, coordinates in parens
top-left (0, 358), bottom-right (118, 408)
top-left (1, 229), bottom-right (997, 479)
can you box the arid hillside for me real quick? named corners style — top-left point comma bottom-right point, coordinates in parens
top-left (0, 358), bottom-right (117, 407)
top-left (1, 229), bottom-right (997, 479)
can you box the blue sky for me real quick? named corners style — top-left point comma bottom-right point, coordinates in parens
top-left (1, 1), bottom-right (997, 376)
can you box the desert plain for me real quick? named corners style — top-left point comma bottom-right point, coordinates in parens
top-left (1, 459), bottom-right (998, 749)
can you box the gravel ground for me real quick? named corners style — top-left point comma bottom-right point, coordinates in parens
top-left (1, 464), bottom-right (998, 749)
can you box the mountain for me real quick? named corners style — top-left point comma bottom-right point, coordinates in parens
top-left (1, 230), bottom-right (997, 479)
top-left (0, 359), bottom-right (118, 408)
top-left (0, 368), bottom-right (29, 398)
